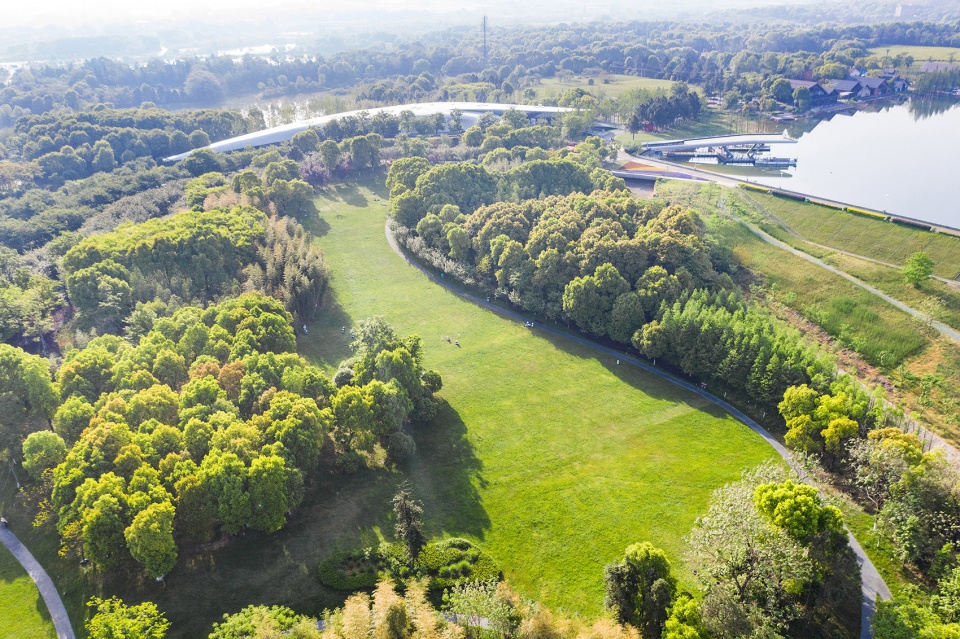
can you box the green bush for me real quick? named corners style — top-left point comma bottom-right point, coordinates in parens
top-left (317, 548), bottom-right (381, 590)
top-left (415, 538), bottom-right (501, 591)
top-left (318, 538), bottom-right (501, 593)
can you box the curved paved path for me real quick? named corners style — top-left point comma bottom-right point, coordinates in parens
top-left (386, 221), bottom-right (891, 639)
top-left (0, 525), bottom-right (76, 639)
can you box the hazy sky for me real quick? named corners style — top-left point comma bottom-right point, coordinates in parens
top-left (7, 0), bottom-right (486, 28)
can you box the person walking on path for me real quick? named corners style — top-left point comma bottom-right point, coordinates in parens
top-left (0, 522), bottom-right (76, 639)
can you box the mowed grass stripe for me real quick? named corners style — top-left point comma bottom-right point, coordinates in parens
top-left (308, 183), bottom-right (776, 616)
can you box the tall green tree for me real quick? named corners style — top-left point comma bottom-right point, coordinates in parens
top-left (604, 542), bottom-right (676, 638)
top-left (86, 596), bottom-right (170, 639)
top-left (392, 488), bottom-right (426, 561)
top-left (124, 500), bottom-right (178, 579)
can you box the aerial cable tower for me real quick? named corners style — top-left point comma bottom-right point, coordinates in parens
top-left (482, 15), bottom-right (488, 63)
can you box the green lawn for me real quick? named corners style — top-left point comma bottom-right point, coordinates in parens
top-left (533, 73), bottom-right (679, 100)
top-left (822, 252), bottom-right (960, 333)
top-left (304, 178), bottom-right (779, 616)
top-left (745, 192), bottom-right (960, 279)
top-left (869, 45), bottom-right (960, 67)
top-left (0, 539), bottom-right (57, 639)
top-left (7, 178), bottom-right (784, 637)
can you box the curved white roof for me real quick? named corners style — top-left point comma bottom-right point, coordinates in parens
top-left (164, 101), bottom-right (572, 162)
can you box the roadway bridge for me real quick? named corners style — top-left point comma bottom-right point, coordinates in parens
top-left (642, 133), bottom-right (797, 153)
top-left (163, 101), bottom-right (572, 162)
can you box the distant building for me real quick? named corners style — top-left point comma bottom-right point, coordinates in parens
top-left (788, 79), bottom-right (838, 108)
top-left (826, 79), bottom-right (869, 100)
top-left (859, 76), bottom-right (891, 96)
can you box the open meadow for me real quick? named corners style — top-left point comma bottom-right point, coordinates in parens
top-left (869, 45), bottom-right (960, 68)
top-left (744, 192), bottom-right (960, 279)
top-left (531, 73), bottom-right (679, 99)
top-left (303, 177), bottom-right (780, 616)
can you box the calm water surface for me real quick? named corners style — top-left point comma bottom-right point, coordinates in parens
top-left (703, 97), bottom-right (960, 228)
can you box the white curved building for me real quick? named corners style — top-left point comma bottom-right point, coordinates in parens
top-left (163, 101), bottom-right (573, 162)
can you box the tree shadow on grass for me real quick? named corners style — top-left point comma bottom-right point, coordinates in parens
top-left (107, 402), bottom-right (488, 638)
top-left (299, 202), bottom-right (332, 238)
top-left (531, 325), bottom-right (731, 421)
top-left (406, 399), bottom-right (490, 541)
top-left (298, 288), bottom-right (355, 371)
top-left (330, 183), bottom-right (369, 208)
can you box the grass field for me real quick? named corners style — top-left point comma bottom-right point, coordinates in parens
top-left (869, 45), bottom-right (960, 66)
top-left (532, 73), bottom-right (679, 100)
top-left (0, 479), bottom-right (85, 638)
top-left (34, 176), bottom-right (780, 637)
top-left (745, 192), bottom-right (960, 279)
top-left (658, 181), bottom-right (931, 367)
top-left (0, 536), bottom-right (57, 639)
top-left (303, 178), bottom-right (779, 616)
top-left (822, 252), bottom-right (960, 333)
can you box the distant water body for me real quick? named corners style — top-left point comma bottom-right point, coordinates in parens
top-left (713, 97), bottom-right (960, 229)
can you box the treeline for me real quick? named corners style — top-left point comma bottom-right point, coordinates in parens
top-left (0, 21), bottom-right (960, 118)
top-left (2, 18), bottom-right (958, 120)
top-left (914, 67), bottom-right (960, 93)
top-left (61, 202), bottom-right (327, 332)
top-left (18, 295), bottom-right (441, 579)
top-left (391, 160), bottom-right (834, 413)
top-left (0, 106), bottom-right (255, 189)
top-left (628, 83), bottom-right (702, 132)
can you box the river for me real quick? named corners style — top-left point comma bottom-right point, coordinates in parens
top-left (695, 96), bottom-right (960, 229)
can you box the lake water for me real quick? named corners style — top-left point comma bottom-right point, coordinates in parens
top-left (700, 96), bottom-right (960, 229)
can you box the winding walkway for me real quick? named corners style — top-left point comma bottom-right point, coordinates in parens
top-left (0, 525), bottom-right (76, 639)
top-left (386, 221), bottom-right (891, 639)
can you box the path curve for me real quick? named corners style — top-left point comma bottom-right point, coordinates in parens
top-left (386, 220), bottom-right (891, 639)
top-left (723, 195), bottom-right (960, 344)
top-left (0, 525), bottom-right (76, 639)
top-left (621, 150), bottom-right (960, 345)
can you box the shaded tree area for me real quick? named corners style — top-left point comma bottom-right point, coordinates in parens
top-left (39, 293), bottom-right (440, 580)
top-left (391, 154), bottom-right (833, 415)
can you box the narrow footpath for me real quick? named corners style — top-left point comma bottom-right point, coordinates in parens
top-left (0, 525), bottom-right (76, 639)
top-left (386, 220), bottom-right (890, 639)
top-left (621, 150), bottom-right (960, 347)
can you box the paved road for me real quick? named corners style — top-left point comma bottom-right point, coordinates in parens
top-left (0, 525), bottom-right (76, 639)
top-left (385, 221), bottom-right (890, 639)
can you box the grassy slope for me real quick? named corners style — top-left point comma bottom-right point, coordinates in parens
top-left (659, 180), bottom-right (930, 366)
top-left (533, 74), bottom-right (678, 99)
top-left (0, 533), bottom-right (57, 639)
top-left (614, 110), bottom-right (743, 146)
top-left (746, 192), bottom-right (960, 279)
top-left (306, 178), bottom-right (778, 616)
top-left (822, 252), bottom-right (960, 333)
top-left (660, 179), bottom-right (960, 443)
